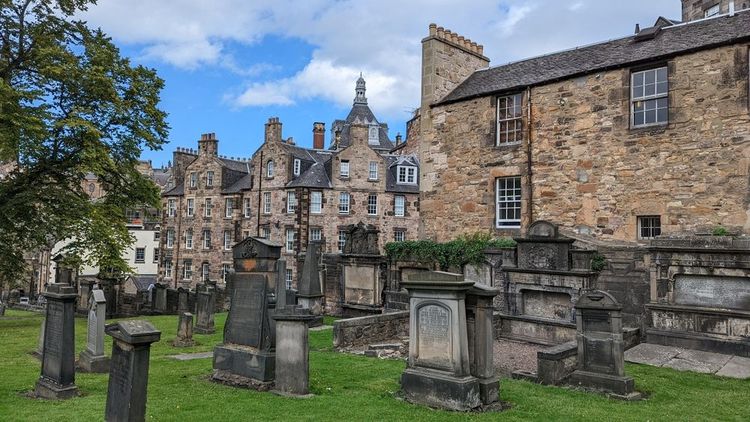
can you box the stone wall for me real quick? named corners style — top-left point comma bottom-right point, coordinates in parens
top-left (332, 310), bottom-right (409, 349)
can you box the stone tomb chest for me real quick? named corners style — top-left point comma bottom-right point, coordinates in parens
top-left (340, 222), bottom-right (386, 316)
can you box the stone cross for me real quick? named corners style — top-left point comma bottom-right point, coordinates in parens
top-left (34, 283), bottom-right (79, 399)
top-left (78, 289), bottom-right (110, 373)
top-left (194, 289), bottom-right (216, 334)
top-left (173, 312), bottom-right (195, 347)
top-left (272, 309), bottom-right (317, 396)
top-left (105, 320), bottom-right (161, 422)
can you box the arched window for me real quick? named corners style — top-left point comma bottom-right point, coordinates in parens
top-left (267, 160), bottom-right (275, 177)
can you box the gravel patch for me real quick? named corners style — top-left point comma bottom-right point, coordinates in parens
top-left (494, 339), bottom-right (543, 377)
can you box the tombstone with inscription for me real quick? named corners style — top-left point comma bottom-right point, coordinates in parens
top-left (212, 237), bottom-right (281, 388)
top-left (173, 312), bottom-right (195, 347)
top-left (34, 284), bottom-right (79, 399)
top-left (568, 290), bottom-right (640, 399)
top-left (105, 320), bottom-right (162, 422)
top-left (400, 272), bottom-right (480, 411)
top-left (194, 289), bottom-right (216, 334)
top-left (78, 289), bottom-right (110, 373)
top-left (177, 287), bottom-right (189, 313)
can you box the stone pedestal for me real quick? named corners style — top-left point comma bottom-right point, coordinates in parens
top-left (400, 272), bottom-right (480, 411)
top-left (78, 289), bottom-right (110, 373)
top-left (272, 310), bottom-right (316, 396)
top-left (466, 283), bottom-right (500, 405)
top-left (105, 320), bottom-right (161, 422)
top-left (35, 284), bottom-right (79, 400)
top-left (173, 312), bottom-right (195, 347)
top-left (194, 290), bottom-right (216, 334)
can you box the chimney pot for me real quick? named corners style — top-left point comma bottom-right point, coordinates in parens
top-left (429, 23), bottom-right (437, 36)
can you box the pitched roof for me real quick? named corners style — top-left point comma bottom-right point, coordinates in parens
top-left (163, 182), bottom-right (184, 196)
top-left (128, 274), bottom-right (157, 291)
top-left (437, 11), bottom-right (750, 105)
top-left (331, 104), bottom-right (395, 151)
top-left (223, 173), bottom-right (253, 193)
top-left (286, 147), bottom-right (333, 189)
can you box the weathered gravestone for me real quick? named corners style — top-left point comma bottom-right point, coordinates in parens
top-left (177, 287), bottom-right (189, 313)
top-left (466, 283), bottom-right (500, 405)
top-left (272, 308), bottom-right (316, 396)
top-left (340, 222), bottom-right (386, 314)
top-left (152, 283), bottom-right (167, 314)
top-left (35, 284), bottom-right (79, 399)
top-left (297, 241), bottom-right (324, 315)
top-left (194, 289), bottom-right (216, 334)
top-left (400, 272), bottom-right (481, 411)
top-left (105, 320), bottom-right (161, 422)
top-left (78, 289), bottom-right (110, 373)
top-left (33, 315), bottom-right (46, 359)
top-left (568, 290), bottom-right (640, 400)
top-left (173, 312), bottom-right (195, 347)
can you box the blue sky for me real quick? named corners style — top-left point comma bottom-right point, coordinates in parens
top-left (81, 0), bottom-right (680, 168)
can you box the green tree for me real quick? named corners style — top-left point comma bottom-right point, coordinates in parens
top-left (0, 0), bottom-right (169, 287)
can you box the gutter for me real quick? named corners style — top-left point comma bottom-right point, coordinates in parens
top-left (525, 85), bottom-right (533, 228)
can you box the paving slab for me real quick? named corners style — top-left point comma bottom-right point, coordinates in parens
top-left (663, 349), bottom-right (733, 374)
top-left (168, 352), bottom-right (213, 361)
top-left (625, 343), bottom-right (681, 366)
top-left (715, 356), bottom-right (750, 379)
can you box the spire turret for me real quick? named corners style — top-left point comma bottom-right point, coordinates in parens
top-left (354, 73), bottom-right (367, 105)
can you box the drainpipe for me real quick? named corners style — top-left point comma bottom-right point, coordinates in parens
top-left (525, 86), bottom-right (534, 228)
top-left (256, 151), bottom-right (263, 237)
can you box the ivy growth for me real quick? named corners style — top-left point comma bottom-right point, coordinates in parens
top-left (385, 232), bottom-right (516, 271)
top-left (591, 253), bottom-right (607, 272)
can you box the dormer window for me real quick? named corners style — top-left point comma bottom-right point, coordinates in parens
top-left (267, 160), bottom-right (275, 178)
top-left (368, 125), bottom-right (379, 144)
top-left (293, 158), bottom-right (301, 176)
top-left (704, 4), bottom-right (720, 17)
top-left (397, 165), bottom-right (417, 184)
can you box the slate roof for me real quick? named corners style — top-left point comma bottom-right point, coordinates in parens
top-left (223, 172), bottom-right (253, 193)
top-left (128, 274), bottom-right (157, 292)
top-left (163, 182), bottom-right (184, 196)
top-left (385, 155), bottom-right (420, 194)
top-left (286, 145), bottom-right (333, 189)
top-left (331, 104), bottom-right (395, 152)
top-left (437, 11), bottom-right (750, 105)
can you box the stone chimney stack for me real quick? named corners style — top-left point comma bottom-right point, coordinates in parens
top-left (265, 117), bottom-right (282, 143)
top-left (198, 133), bottom-right (218, 156)
top-left (313, 122), bottom-right (325, 149)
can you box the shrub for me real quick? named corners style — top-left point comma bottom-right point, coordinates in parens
top-left (385, 232), bottom-right (516, 271)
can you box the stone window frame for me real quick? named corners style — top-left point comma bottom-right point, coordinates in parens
top-left (223, 230), bottom-right (232, 250)
top-left (496, 93), bottom-right (524, 146)
top-left (339, 192), bottom-right (350, 214)
top-left (204, 198), bottom-right (213, 217)
top-left (202, 229), bottom-right (212, 249)
top-left (630, 65), bottom-right (668, 128)
top-left (287, 191), bottom-right (297, 214)
top-left (134, 247), bottom-right (145, 263)
top-left (189, 172), bottom-right (198, 188)
top-left (637, 215), bottom-right (662, 239)
top-left (185, 229), bottom-right (193, 249)
top-left (394, 229), bottom-right (406, 242)
top-left (263, 192), bottom-right (272, 214)
top-left (164, 260), bottom-right (173, 278)
top-left (368, 161), bottom-right (378, 180)
top-left (338, 230), bottom-right (347, 252)
top-left (340, 160), bottom-right (350, 178)
top-left (183, 259), bottom-right (193, 280)
top-left (496, 176), bottom-right (522, 228)
top-left (267, 160), bottom-right (275, 178)
top-left (201, 262), bottom-right (210, 282)
top-left (293, 158), bottom-right (301, 176)
top-left (285, 228), bottom-right (296, 253)
top-left (310, 227), bottom-right (322, 242)
top-left (394, 195), bottom-right (405, 217)
top-left (167, 199), bottom-right (176, 217)
top-left (206, 170), bottom-right (215, 188)
top-left (397, 165), bottom-right (417, 184)
top-left (367, 194), bottom-right (378, 215)
top-left (243, 198), bottom-right (252, 218)
top-left (166, 229), bottom-right (175, 249)
top-left (186, 198), bottom-right (195, 217)
top-left (310, 191), bottom-right (323, 214)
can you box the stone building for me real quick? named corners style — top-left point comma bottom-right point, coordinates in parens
top-left (159, 77), bottom-right (420, 288)
top-left (413, 3), bottom-right (750, 243)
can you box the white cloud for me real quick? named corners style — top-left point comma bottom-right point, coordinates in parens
top-left (141, 40), bottom-right (223, 69)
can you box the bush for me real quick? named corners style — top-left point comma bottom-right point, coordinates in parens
top-left (385, 232), bottom-right (516, 271)
top-left (712, 226), bottom-right (729, 236)
top-left (591, 253), bottom-right (607, 272)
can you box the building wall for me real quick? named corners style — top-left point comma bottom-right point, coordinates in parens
top-left (681, 0), bottom-right (748, 22)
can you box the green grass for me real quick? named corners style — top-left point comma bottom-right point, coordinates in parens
top-left (1, 310), bottom-right (748, 421)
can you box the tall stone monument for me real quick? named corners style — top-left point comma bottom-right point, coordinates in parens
top-left (78, 289), bottom-right (110, 373)
top-left (400, 272), bottom-right (480, 411)
top-left (212, 237), bottom-right (281, 389)
top-left (35, 283), bottom-right (79, 399)
top-left (194, 289), bottom-right (216, 334)
top-left (340, 222), bottom-right (386, 315)
top-left (297, 241), bottom-right (324, 314)
top-left (105, 320), bottom-right (162, 422)
top-left (568, 290), bottom-right (640, 400)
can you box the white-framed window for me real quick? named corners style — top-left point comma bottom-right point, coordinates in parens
top-left (267, 160), bottom-right (274, 178)
top-left (222, 263), bottom-right (231, 282)
top-left (310, 227), bottom-right (322, 242)
top-left (338, 230), bottom-right (347, 252)
top-left (394, 195), bottom-right (405, 217)
top-left (201, 262), bottom-right (210, 282)
top-left (293, 158), bottom-right (301, 176)
top-left (263, 192), bottom-right (271, 214)
top-left (185, 229), bottom-right (193, 249)
top-left (340, 160), bottom-right (350, 178)
top-left (164, 260), bottom-right (172, 278)
top-left (186, 198), bottom-right (195, 217)
top-left (397, 166), bottom-right (417, 184)
top-left (287, 191), bottom-right (297, 214)
top-left (394, 230), bottom-right (405, 242)
top-left (310, 191), bottom-right (322, 214)
top-left (202, 229), bottom-right (211, 249)
top-left (631, 66), bottom-right (668, 127)
top-left (154, 231), bottom-right (160, 241)
top-left (204, 198), bottom-right (213, 217)
top-left (285, 269), bottom-right (293, 290)
top-left (638, 215), bottom-right (662, 239)
top-left (224, 230), bottom-right (232, 250)
top-left (189, 172), bottom-right (197, 188)
top-left (135, 247), bottom-right (145, 263)
top-left (339, 192), bottom-right (350, 214)
top-left (261, 226), bottom-right (270, 239)
top-left (183, 259), bottom-right (193, 280)
top-left (704, 4), bottom-right (720, 17)
top-left (243, 198), bottom-right (252, 218)
top-left (496, 93), bottom-right (523, 145)
top-left (153, 248), bottom-right (159, 263)
top-left (368, 161), bottom-right (378, 180)
top-left (206, 170), bottom-right (214, 187)
top-left (285, 229), bottom-right (296, 253)
top-left (167, 199), bottom-right (176, 217)
top-left (367, 194), bottom-right (377, 215)
top-left (225, 198), bottom-right (233, 218)
top-left (368, 125), bottom-right (379, 144)
top-left (496, 176), bottom-right (522, 228)
top-left (166, 229), bottom-right (175, 249)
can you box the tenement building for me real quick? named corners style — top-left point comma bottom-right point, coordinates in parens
top-left (413, 2), bottom-right (750, 243)
top-left (159, 77), bottom-right (420, 288)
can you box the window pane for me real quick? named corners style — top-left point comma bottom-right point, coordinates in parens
top-left (644, 83), bottom-right (655, 97)
top-left (656, 67), bottom-right (667, 83)
top-left (644, 70), bottom-right (655, 85)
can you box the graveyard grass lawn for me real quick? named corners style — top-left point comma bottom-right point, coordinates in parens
top-left (1, 311), bottom-right (748, 421)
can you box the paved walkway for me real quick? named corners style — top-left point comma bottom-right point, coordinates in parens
top-left (625, 343), bottom-right (750, 379)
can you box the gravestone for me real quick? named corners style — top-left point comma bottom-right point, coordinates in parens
top-left (400, 272), bottom-right (480, 411)
top-left (177, 287), bottom-right (189, 313)
top-left (275, 259), bottom-right (288, 311)
top-left (340, 222), bottom-right (386, 314)
top-left (466, 283), bottom-right (500, 405)
top-left (152, 283), bottom-right (167, 313)
top-left (568, 290), bottom-right (640, 399)
top-left (194, 289), bottom-right (216, 334)
top-left (0, 302), bottom-right (5, 316)
top-left (272, 309), bottom-right (316, 396)
top-left (78, 289), bottom-right (110, 373)
top-left (33, 315), bottom-right (46, 359)
top-left (105, 320), bottom-right (162, 422)
top-left (173, 312), bottom-right (195, 347)
top-left (34, 284), bottom-right (79, 399)
top-left (297, 241), bottom-right (323, 315)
